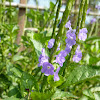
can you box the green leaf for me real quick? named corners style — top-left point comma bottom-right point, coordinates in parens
top-left (10, 67), bottom-right (22, 78)
top-left (20, 72), bottom-right (39, 95)
top-left (85, 36), bottom-right (100, 42)
top-left (51, 89), bottom-right (78, 99)
top-left (30, 91), bottom-right (53, 100)
top-left (59, 65), bottom-right (100, 88)
top-left (12, 54), bottom-right (24, 62)
top-left (3, 96), bottom-right (23, 100)
top-left (48, 75), bottom-right (64, 87)
top-left (83, 89), bottom-right (94, 99)
top-left (31, 39), bottom-right (43, 57)
top-left (50, 1), bottom-right (55, 11)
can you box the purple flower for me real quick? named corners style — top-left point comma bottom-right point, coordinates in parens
top-left (72, 54), bottom-right (82, 63)
top-left (38, 48), bottom-right (49, 67)
top-left (48, 39), bottom-right (55, 49)
top-left (86, 8), bottom-right (91, 14)
top-left (57, 43), bottom-right (60, 51)
top-left (28, 19), bottom-right (32, 22)
top-left (5, 11), bottom-right (7, 14)
top-left (8, 53), bottom-right (12, 56)
top-left (54, 67), bottom-right (60, 81)
top-left (78, 28), bottom-right (88, 41)
top-left (54, 50), bottom-right (67, 67)
top-left (73, 45), bottom-right (82, 63)
top-left (65, 44), bottom-right (72, 54)
top-left (95, 5), bottom-right (100, 10)
top-left (58, 50), bottom-right (67, 57)
top-left (55, 56), bottom-right (65, 67)
top-left (41, 62), bottom-right (54, 76)
top-left (90, 18), bottom-right (96, 24)
top-left (65, 20), bottom-right (72, 29)
top-left (66, 29), bottom-right (76, 46)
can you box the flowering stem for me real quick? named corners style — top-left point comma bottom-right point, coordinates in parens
top-left (75, 0), bottom-right (86, 34)
top-left (89, 23), bottom-right (95, 37)
top-left (81, 0), bottom-right (89, 28)
top-left (49, 0), bottom-right (75, 63)
top-left (51, 0), bottom-right (62, 38)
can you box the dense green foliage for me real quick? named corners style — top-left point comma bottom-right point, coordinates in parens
top-left (0, 0), bottom-right (100, 100)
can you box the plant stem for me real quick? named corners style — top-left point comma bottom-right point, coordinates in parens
top-left (49, 0), bottom-right (75, 63)
top-left (81, 0), bottom-right (89, 28)
top-left (41, 0), bottom-right (58, 31)
top-left (51, 0), bottom-right (62, 38)
top-left (75, 0), bottom-right (86, 34)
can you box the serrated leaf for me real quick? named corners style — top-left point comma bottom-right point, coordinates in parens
top-left (51, 89), bottom-right (78, 99)
top-left (59, 65), bottom-right (100, 88)
top-left (30, 91), bottom-right (53, 100)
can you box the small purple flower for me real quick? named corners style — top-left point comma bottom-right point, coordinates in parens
top-left (55, 56), bottom-right (65, 67)
top-left (54, 50), bottom-right (67, 67)
top-left (95, 5), bottom-right (100, 10)
top-left (5, 11), bottom-right (7, 14)
top-left (28, 19), bottom-right (32, 22)
top-left (41, 62), bottom-right (54, 76)
top-left (58, 50), bottom-right (67, 57)
top-left (86, 8), bottom-right (91, 14)
top-left (90, 18), bottom-right (96, 24)
top-left (72, 54), bottom-right (82, 63)
top-left (8, 53), bottom-right (12, 56)
top-left (65, 44), bottom-right (72, 54)
top-left (57, 43), bottom-right (60, 51)
top-left (72, 45), bottom-right (82, 63)
top-left (54, 67), bottom-right (60, 81)
top-left (78, 28), bottom-right (88, 41)
top-left (38, 48), bottom-right (49, 67)
top-left (48, 39), bottom-right (55, 49)
top-left (66, 29), bottom-right (76, 46)
top-left (65, 20), bottom-right (72, 29)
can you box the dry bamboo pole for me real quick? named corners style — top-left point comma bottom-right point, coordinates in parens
top-left (1, 2), bottom-right (100, 16)
top-left (16, 0), bottom-right (27, 52)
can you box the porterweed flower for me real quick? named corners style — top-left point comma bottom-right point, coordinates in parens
top-left (54, 50), bottom-right (67, 67)
top-left (95, 5), bottom-right (100, 10)
top-left (38, 48), bottom-right (49, 67)
top-left (78, 28), bottom-right (88, 41)
top-left (66, 29), bottom-right (76, 46)
top-left (65, 20), bottom-right (72, 29)
top-left (55, 55), bottom-right (65, 67)
top-left (90, 18), bottom-right (96, 24)
top-left (86, 8), bottom-right (91, 14)
top-left (41, 62), bottom-right (54, 76)
top-left (54, 67), bottom-right (60, 81)
top-left (8, 53), bottom-right (12, 56)
top-left (65, 44), bottom-right (72, 54)
top-left (28, 18), bottom-right (32, 22)
top-left (48, 38), bottom-right (55, 49)
top-left (73, 45), bottom-right (82, 63)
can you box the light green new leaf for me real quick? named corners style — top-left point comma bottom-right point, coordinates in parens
top-left (12, 54), bottom-right (24, 62)
top-left (30, 91), bottom-right (53, 100)
top-left (60, 65), bottom-right (100, 88)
